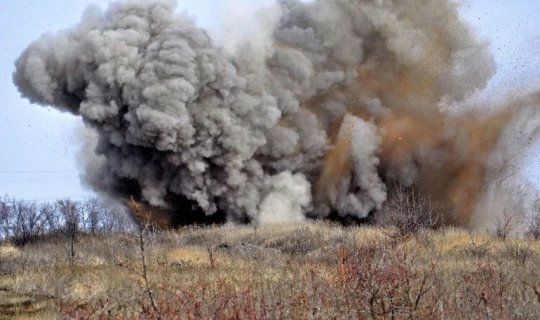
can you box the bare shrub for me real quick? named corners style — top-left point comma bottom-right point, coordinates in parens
top-left (126, 198), bottom-right (161, 318)
top-left (494, 211), bottom-right (522, 240)
top-left (502, 243), bottom-right (533, 267)
top-left (377, 185), bottom-right (442, 241)
top-left (456, 261), bottom-right (513, 319)
top-left (463, 244), bottom-right (489, 259)
top-left (338, 242), bottom-right (441, 319)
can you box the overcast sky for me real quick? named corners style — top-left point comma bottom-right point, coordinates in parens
top-left (0, 0), bottom-right (539, 201)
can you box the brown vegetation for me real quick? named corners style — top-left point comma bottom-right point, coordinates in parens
top-left (2, 222), bottom-right (540, 319)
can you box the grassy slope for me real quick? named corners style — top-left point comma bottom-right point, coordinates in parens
top-left (1, 222), bottom-right (540, 319)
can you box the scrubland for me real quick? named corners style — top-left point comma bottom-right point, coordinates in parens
top-left (1, 222), bottom-right (540, 319)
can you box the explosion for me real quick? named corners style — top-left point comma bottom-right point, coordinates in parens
top-left (13, 0), bottom-right (540, 227)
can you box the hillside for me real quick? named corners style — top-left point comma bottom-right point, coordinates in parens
top-left (1, 222), bottom-right (540, 319)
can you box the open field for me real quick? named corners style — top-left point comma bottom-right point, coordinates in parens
top-left (1, 222), bottom-right (540, 319)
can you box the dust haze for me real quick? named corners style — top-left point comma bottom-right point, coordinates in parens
top-left (13, 0), bottom-right (540, 227)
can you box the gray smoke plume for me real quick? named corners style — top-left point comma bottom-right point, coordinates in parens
top-left (14, 0), bottom-right (538, 226)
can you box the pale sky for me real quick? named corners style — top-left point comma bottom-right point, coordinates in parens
top-left (0, 0), bottom-right (539, 201)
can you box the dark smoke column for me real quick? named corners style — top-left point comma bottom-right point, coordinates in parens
top-left (14, 0), bottom-right (497, 226)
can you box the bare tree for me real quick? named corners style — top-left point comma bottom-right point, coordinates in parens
top-left (57, 199), bottom-right (81, 258)
top-left (526, 202), bottom-right (540, 240)
top-left (0, 195), bottom-right (135, 243)
top-left (11, 200), bottom-right (44, 245)
top-left (100, 205), bottom-right (116, 232)
top-left (0, 196), bottom-right (12, 240)
top-left (24, 202), bottom-right (43, 237)
top-left (39, 202), bottom-right (60, 233)
top-left (83, 198), bottom-right (101, 234)
top-left (100, 202), bottom-right (135, 233)
top-left (12, 200), bottom-right (28, 243)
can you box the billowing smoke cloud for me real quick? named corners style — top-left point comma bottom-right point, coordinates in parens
top-left (14, 0), bottom-right (539, 226)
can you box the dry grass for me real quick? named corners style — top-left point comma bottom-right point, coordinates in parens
top-left (1, 222), bottom-right (540, 319)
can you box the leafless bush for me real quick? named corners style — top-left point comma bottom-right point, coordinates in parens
top-left (461, 243), bottom-right (489, 258)
top-left (377, 185), bottom-right (442, 240)
top-left (454, 261), bottom-right (514, 319)
top-left (502, 243), bottom-right (533, 267)
top-left (337, 242), bottom-right (441, 319)
top-left (126, 198), bottom-right (161, 318)
top-left (494, 211), bottom-right (522, 240)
